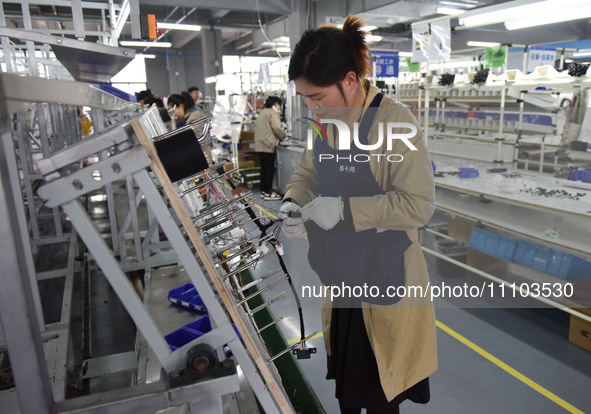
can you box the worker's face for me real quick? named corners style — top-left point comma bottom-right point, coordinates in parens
top-left (294, 71), bottom-right (358, 120)
top-left (189, 90), bottom-right (200, 103)
top-left (169, 104), bottom-right (185, 119)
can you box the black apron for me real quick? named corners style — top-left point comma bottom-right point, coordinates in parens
top-left (306, 93), bottom-right (430, 409)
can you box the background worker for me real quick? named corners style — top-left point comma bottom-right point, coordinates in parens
top-left (255, 96), bottom-right (286, 200)
top-left (280, 15), bottom-right (437, 414)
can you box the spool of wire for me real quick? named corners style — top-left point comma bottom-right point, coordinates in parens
top-left (154, 129), bottom-right (210, 182)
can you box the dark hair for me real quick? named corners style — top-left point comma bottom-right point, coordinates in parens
top-left (264, 96), bottom-right (282, 108)
top-left (136, 89), bottom-right (154, 102)
top-left (288, 15), bottom-right (370, 87)
top-left (167, 93), bottom-right (193, 111)
top-left (188, 86), bottom-right (200, 93)
top-left (144, 96), bottom-right (164, 109)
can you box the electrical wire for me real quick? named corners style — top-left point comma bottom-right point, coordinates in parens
top-left (255, 0), bottom-right (283, 59)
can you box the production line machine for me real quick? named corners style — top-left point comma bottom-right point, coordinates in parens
top-left (0, 72), bottom-right (320, 414)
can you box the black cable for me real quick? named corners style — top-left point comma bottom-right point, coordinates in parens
top-left (217, 167), bottom-right (307, 343)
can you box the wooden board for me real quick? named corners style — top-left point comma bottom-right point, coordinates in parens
top-left (132, 120), bottom-right (294, 414)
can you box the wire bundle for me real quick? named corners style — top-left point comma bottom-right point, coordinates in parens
top-left (438, 73), bottom-right (456, 86)
top-left (472, 68), bottom-right (489, 85)
top-left (568, 62), bottom-right (589, 77)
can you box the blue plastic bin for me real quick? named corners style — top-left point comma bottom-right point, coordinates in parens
top-left (165, 315), bottom-right (212, 351)
top-left (168, 283), bottom-right (208, 312)
top-left (468, 228), bottom-right (516, 261)
top-left (458, 167), bottom-right (479, 178)
top-left (165, 315), bottom-right (242, 354)
top-left (570, 168), bottom-right (591, 183)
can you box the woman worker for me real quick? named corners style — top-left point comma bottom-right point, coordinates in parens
top-left (255, 96), bottom-right (286, 200)
top-left (280, 15), bottom-right (437, 414)
top-left (168, 93), bottom-right (212, 161)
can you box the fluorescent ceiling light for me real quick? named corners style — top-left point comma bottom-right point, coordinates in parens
top-left (437, 7), bottom-right (467, 15)
top-left (505, 3), bottom-right (591, 30)
top-left (335, 24), bottom-right (378, 32)
top-left (459, 0), bottom-right (590, 28)
top-left (157, 22), bottom-right (201, 31)
top-left (398, 52), bottom-right (412, 57)
top-left (365, 35), bottom-right (383, 43)
top-left (120, 41), bottom-right (171, 48)
top-left (138, 54), bottom-right (156, 59)
top-left (276, 47), bottom-right (291, 53)
top-left (467, 41), bottom-right (500, 47)
top-left (205, 76), bottom-right (217, 83)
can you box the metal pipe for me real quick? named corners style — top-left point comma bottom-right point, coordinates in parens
top-left (236, 275), bottom-right (288, 304)
top-left (239, 268), bottom-right (283, 295)
top-left (257, 309), bottom-right (296, 333)
top-left (225, 249), bottom-right (280, 280)
top-left (249, 292), bottom-right (287, 315)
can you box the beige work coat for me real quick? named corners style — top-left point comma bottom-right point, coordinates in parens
top-left (284, 82), bottom-right (438, 401)
top-left (254, 107), bottom-right (286, 153)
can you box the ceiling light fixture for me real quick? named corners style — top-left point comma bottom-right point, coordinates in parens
top-left (205, 76), bottom-right (217, 83)
top-left (120, 41), bottom-right (172, 48)
top-left (505, 2), bottom-right (591, 30)
top-left (365, 35), bottom-right (383, 43)
top-left (467, 41), bottom-right (501, 47)
top-left (437, 7), bottom-right (467, 15)
top-left (157, 22), bottom-right (202, 31)
top-left (459, 0), bottom-right (591, 29)
top-left (139, 54), bottom-right (157, 59)
top-left (276, 47), bottom-right (291, 53)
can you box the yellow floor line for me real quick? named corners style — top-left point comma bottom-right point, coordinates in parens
top-left (287, 331), bottom-right (323, 345)
top-left (254, 203), bottom-right (277, 219)
top-left (285, 322), bottom-right (584, 413)
top-left (436, 320), bottom-right (585, 414)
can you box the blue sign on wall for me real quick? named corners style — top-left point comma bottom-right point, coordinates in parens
top-left (371, 50), bottom-right (399, 78)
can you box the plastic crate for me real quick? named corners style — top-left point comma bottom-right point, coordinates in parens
top-left (468, 228), bottom-right (516, 261)
top-left (458, 167), bottom-right (479, 178)
top-left (165, 315), bottom-right (212, 351)
top-left (433, 239), bottom-right (468, 277)
top-left (165, 315), bottom-right (242, 355)
top-left (566, 257), bottom-right (591, 283)
top-left (168, 283), bottom-right (208, 312)
top-left (513, 241), bottom-right (573, 278)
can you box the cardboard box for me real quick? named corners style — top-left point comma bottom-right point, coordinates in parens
top-left (565, 280), bottom-right (591, 352)
top-left (240, 131), bottom-right (255, 143)
top-left (447, 217), bottom-right (507, 272)
top-left (224, 160), bottom-right (257, 172)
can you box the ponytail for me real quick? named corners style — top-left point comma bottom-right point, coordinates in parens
top-left (341, 15), bottom-right (370, 79)
top-left (289, 14), bottom-right (370, 86)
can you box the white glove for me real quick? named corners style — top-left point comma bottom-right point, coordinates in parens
top-left (279, 202), bottom-right (307, 238)
top-left (301, 196), bottom-right (343, 230)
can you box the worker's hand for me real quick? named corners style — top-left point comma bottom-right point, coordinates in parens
top-left (301, 196), bottom-right (343, 231)
top-left (280, 202), bottom-right (307, 238)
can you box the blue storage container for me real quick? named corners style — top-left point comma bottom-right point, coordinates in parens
top-left (566, 257), bottom-right (591, 283)
top-left (570, 168), bottom-right (591, 183)
top-left (468, 228), bottom-right (516, 261)
top-left (165, 315), bottom-right (212, 351)
top-left (168, 283), bottom-right (208, 312)
top-left (165, 315), bottom-right (242, 354)
top-left (458, 167), bottom-right (479, 178)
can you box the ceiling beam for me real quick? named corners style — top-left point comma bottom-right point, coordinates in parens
top-left (135, 0), bottom-right (291, 14)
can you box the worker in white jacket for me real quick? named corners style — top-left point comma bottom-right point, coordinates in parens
top-left (254, 96), bottom-right (286, 200)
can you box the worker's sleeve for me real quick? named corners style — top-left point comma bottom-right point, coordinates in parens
top-left (349, 108), bottom-right (436, 232)
top-left (270, 112), bottom-right (286, 140)
top-left (283, 148), bottom-right (319, 207)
